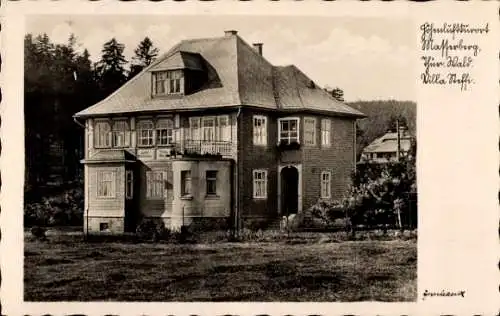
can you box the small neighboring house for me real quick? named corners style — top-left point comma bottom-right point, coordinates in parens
top-left (74, 30), bottom-right (365, 234)
top-left (361, 128), bottom-right (413, 163)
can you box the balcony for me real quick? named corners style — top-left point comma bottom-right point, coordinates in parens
top-left (277, 139), bottom-right (301, 150)
top-left (176, 140), bottom-right (233, 157)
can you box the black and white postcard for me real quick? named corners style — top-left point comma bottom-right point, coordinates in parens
top-left (0, 1), bottom-right (498, 315)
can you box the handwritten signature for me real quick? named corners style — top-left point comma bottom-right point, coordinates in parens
top-left (422, 289), bottom-right (466, 300)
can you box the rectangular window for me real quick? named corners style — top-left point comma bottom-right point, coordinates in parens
top-left (320, 171), bottom-right (331, 199)
top-left (94, 121), bottom-right (111, 148)
top-left (125, 170), bottom-right (133, 199)
top-left (321, 119), bottom-right (331, 147)
top-left (156, 118), bottom-right (174, 146)
top-left (253, 115), bottom-right (267, 146)
top-left (153, 72), bottom-right (167, 95)
top-left (112, 120), bottom-right (130, 148)
top-left (169, 70), bottom-right (182, 94)
top-left (189, 117), bottom-right (201, 141)
top-left (253, 169), bottom-right (268, 199)
top-left (206, 170), bottom-right (217, 196)
top-left (97, 171), bottom-right (115, 198)
top-left (278, 118), bottom-right (299, 144)
top-left (218, 115), bottom-right (231, 142)
top-left (146, 171), bottom-right (164, 199)
top-left (137, 120), bottom-right (154, 147)
top-left (153, 70), bottom-right (183, 95)
top-left (202, 117), bottom-right (216, 141)
top-left (181, 170), bottom-right (192, 196)
top-left (304, 117), bottom-right (316, 146)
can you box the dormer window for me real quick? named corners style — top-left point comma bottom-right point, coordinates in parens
top-left (152, 70), bottom-right (183, 96)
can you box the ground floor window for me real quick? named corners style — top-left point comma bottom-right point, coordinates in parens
top-left (253, 169), bottom-right (267, 199)
top-left (125, 170), bottom-right (133, 199)
top-left (146, 171), bottom-right (164, 199)
top-left (206, 170), bottom-right (217, 196)
top-left (97, 170), bottom-right (115, 198)
top-left (320, 171), bottom-right (331, 199)
top-left (181, 170), bottom-right (192, 196)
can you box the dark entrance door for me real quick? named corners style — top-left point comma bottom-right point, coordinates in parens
top-left (281, 166), bottom-right (299, 216)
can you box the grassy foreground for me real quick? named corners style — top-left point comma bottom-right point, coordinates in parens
top-left (24, 234), bottom-right (416, 301)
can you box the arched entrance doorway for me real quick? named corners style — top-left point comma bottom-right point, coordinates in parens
top-left (280, 166), bottom-right (299, 216)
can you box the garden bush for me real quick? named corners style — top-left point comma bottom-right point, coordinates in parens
top-left (24, 186), bottom-right (84, 227)
top-left (30, 226), bottom-right (47, 241)
top-left (135, 219), bottom-right (170, 242)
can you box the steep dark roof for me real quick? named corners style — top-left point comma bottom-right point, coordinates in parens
top-left (75, 33), bottom-right (365, 118)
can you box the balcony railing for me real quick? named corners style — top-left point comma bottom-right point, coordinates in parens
top-left (176, 140), bottom-right (233, 157)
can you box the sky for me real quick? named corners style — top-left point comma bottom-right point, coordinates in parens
top-left (26, 15), bottom-right (416, 102)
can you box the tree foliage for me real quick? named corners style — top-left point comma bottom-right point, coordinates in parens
top-left (348, 100), bottom-right (416, 160)
top-left (95, 38), bottom-right (128, 96)
top-left (129, 37), bottom-right (159, 78)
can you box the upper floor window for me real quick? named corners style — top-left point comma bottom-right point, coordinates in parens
top-left (188, 115), bottom-right (230, 142)
top-left (202, 117), bottom-right (216, 141)
top-left (94, 121), bottom-right (111, 148)
top-left (278, 117), bottom-right (299, 145)
top-left (253, 115), bottom-right (267, 146)
top-left (304, 117), bottom-right (316, 146)
top-left (153, 70), bottom-right (183, 96)
top-left (137, 120), bottom-right (154, 147)
top-left (156, 118), bottom-right (174, 146)
top-left (112, 120), bottom-right (130, 148)
top-left (321, 119), bottom-right (331, 147)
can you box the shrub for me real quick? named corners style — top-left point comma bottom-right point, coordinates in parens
top-left (135, 219), bottom-right (170, 242)
top-left (30, 226), bottom-right (47, 241)
top-left (24, 186), bottom-right (84, 227)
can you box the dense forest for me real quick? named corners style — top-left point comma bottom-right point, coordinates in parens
top-left (24, 33), bottom-right (159, 197)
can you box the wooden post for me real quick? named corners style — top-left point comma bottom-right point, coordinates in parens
top-left (396, 119), bottom-right (401, 162)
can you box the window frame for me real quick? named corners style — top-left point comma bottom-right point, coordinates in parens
top-left (152, 70), bottom-right (183, 96)
top-left (278, 117), bottom-right (300, 145)
top-left (321, 119), bottom-right (331, 147)
top-left (252, 169), bottom-right (268, 199)
top-left (125, 170), bottom-right (133, 200)
top-left (156, 118), bottom-right (174, 146)
top-left (253, 115), bottom-right (268, 146)
top-left (97, 170), bottom-right (116, 199)
top-left (201, 116), bottom-right (216, 141)
top-left (111, 119), bottom-right (130, 148)
top-left (146, 170), bottom-right (165, 199)
top-left (320, 171), bottom-right (332, 199)
top-left (217, 115), bottom-right (231, 142)
top-left (205, 170), bottom-right (218, 196)
top-left (137, 119), bottom-right (155, 147)
top-left (304, 117), bottom-right (316, 146)
top-left (94, 120), bottom-right (111, 149)
top-left (181, 170), bottom-right (192, 197)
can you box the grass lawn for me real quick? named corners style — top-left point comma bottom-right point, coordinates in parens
top-left (24, 234), bottom-right (416, 301)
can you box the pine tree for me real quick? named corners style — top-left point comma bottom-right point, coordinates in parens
top-left (95, 38), bottom-right (128, 97)
top-left (129, 37), bottom-right (159, 78)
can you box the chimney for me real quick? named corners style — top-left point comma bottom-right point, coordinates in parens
top-left (253, 43), bottom-right (263, 56)
top-left (224, 30), bottom-right (238, 37)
